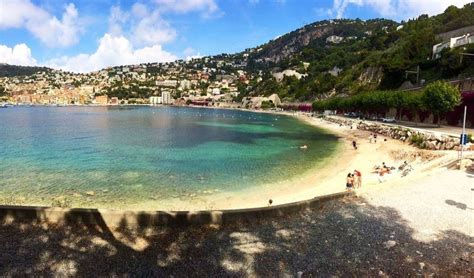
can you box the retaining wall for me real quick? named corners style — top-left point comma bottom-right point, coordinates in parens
top-left (0, 192), bottom-right (353, 229)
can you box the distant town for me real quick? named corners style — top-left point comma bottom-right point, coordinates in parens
top-left (0, 49), bottom-right (286, 109)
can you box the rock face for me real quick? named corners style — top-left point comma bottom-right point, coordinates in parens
top-left (325, 116), bottom-right (460, 151)
top-left (242, 93), bottom-right (281, 109)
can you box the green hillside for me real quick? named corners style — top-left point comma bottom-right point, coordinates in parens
top-left (240, 3), bottom-right (474, 101)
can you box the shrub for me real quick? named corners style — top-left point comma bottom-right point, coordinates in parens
top-left (409, 133), bottom-right (425, 147)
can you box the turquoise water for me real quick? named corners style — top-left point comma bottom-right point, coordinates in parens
top-left (0, 106), bottom-right (339, 208)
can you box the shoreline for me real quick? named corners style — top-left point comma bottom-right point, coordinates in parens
top-left (1, 106), bottom-right (457, 211)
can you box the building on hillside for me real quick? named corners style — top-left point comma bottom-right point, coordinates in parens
top-left (432, 33), bottom-right (474, 59)
top-left (162, 91), bottom-right (172, 104)
top-left (328, 66), bottom-right (342, 77)
top-left (110, 97), bottom-right (119, 105)
top-left (95, 95), bottom-right (109, 105)
top-left (326, 35), bottom-right (344, 44)
top-left (149, 96), bottom-right (162, 105)
top-left (156, 80), bottom-right (178, 87)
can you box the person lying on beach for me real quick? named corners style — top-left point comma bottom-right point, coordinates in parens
top-left (379, 167), bottom-right (391, 175)
top-left (398, 161), bottom-right (408, 171)
top-left (374, 162), bottom-right (387, 171)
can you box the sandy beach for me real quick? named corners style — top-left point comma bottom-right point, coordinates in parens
top-left (126, 111), bottom-right (459, 211)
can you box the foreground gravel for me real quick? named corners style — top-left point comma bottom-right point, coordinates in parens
top-left (0, 196), bottom-right (472, 276)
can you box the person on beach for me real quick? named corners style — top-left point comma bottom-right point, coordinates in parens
top-left (354, 170), bottom-right (362, 188)
top-left (373, 134), bottom-right (377, 143)
top-left (352, 140), bottom-right (357, 150)
top-left (346, 173), bottom-right (354, 190)
top-left (378, 166), bottom-right (391, 183)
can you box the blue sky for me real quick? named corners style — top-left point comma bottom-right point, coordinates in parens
top-left (0, 0), bottom-right (471, 72)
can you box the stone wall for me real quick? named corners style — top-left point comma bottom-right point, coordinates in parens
top-left (325, 116), bottom-right (461, 151)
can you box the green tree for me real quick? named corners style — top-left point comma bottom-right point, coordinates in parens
top-left (421, 81), bottom-right (461, 126)
top-left (0, 86), bottom-right (6, 97)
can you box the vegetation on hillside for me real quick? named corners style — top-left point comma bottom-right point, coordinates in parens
top-left (0, 64), bottom-right (51, 77)
top-left (242, 3), bottom-right (474, 102)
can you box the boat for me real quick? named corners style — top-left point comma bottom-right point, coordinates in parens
top-left (0, 104), bottom-right (7, 108)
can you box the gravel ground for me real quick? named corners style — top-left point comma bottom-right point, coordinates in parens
top-left (359, 168), bottom-right (474, 242)
top-left (1, 195), bottom-right (472, 276)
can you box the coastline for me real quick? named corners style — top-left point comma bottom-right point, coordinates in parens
top-left (0, 106), bottom-right (458, 211)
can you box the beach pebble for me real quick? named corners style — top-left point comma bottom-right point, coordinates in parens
top-left (384, 240), bottom-right (397, 249)
top-left (85, 191), bottom-right (95, 196)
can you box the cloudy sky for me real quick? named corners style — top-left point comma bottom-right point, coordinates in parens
top-left (0, 0), bottom-right (471, 72)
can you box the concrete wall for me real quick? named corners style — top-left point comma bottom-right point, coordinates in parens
top-left (0, 192), bottom-right (353, 229)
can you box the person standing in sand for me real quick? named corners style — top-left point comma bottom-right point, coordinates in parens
top-left (354, 170), bottom-right (362, 188)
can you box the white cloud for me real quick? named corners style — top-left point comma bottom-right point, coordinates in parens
top-left (154, 0), bottom-right (221, 18)
top-left (45, 34), bottom-right (177, 72)
top-left (0, 0), bottom-right (83, 47)
top-left (183, 47), bottom-right (202, 60)
top-left (108, 5), bottom-right (129, 36)
top-left (329, 0), bottom-right (472, 20)
top-left (107, 4), bottom-right (177, 47)
top-left (0, 43), bottom-right (37, 65)
top-left (130, 3), bottom-right (177, 46)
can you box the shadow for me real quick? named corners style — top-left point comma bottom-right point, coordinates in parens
top-left (445, 199), bottom-right (474, 210)
top-left (0, 196), bottom-right (472, 276)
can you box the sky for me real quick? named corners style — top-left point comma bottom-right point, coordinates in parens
top-left (0, 0), bottom-right (472, 73)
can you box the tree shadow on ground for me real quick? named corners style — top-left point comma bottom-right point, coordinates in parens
top-left (0, 196), bottom-right (472, 276)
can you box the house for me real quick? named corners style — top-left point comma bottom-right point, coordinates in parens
top-left (326, 35), bottom-right (344, 44)
top-left (432, 33), bottom-right (474, 59)
top-left (149, 96), bottom-right (162, 104)
top-left (328, 66), bottom-right (342, 77)
top-left (95, 95), bottom-right (109, 105)
top-left (110, 97), bottom-right (119, 105)
top-left (162, 91), bottom-right (172, 104)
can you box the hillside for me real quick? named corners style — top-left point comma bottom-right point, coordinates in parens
top-left (240, 3), bottom-right (474, 101)
top-left (0, 64), bottom-right (52, 77)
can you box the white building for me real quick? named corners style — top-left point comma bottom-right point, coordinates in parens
top-left (212, 88), bottom-right (221, 95)
top-left (156, 80), bottom-right (178, 87)
top-left (432, 33), bottom-right (474, 59)
top-left (149, 96), bottom-right (162, 105)
top-left (326, 35), bottom-right (344, 44)
top-left (162, 91), bottom-right (172, 104)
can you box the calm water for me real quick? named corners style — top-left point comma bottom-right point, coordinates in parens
top-left (0, 106), bottom-right (339, 208)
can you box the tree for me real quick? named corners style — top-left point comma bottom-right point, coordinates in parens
top-left (421, 81), bottom-right (461, 126)
top-left (0, 86), bottom-right (6, 97)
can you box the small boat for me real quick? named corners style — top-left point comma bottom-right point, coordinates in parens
top-left (0, 104), bottom-right (7, 109)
